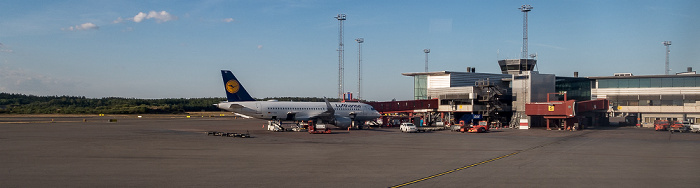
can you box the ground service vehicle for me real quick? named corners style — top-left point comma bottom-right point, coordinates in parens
top-left (668, 121), bottom-right (689, 132)
top-left (654, 120), bottom-right (669, 131)
top-left (691, 124), bottom-right (700, 133)
top-left (307, 120), bottom-right (331, 134)
top-left (459, 120), bottom-right (489, 133)
top-left (468, 121), bottom-right (490, 133)
top-left (400, 123), bottom-right (418, 133)
top-left (206, 131), bottom-right (250, 138)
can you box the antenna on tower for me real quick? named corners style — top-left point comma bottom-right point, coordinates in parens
top-left (335, 14), bottom-right (346, 99)
top-left (531, 53), bottom-right (539, 71)
top-left (663, 41), bottom-right (671, 75)
top-left (519, 5), bottom-right (533, 59)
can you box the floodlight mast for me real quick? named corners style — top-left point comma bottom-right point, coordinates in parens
top-left (519, 5), bottom-right (533, 59)
top-left (356, 38), bottom-right (364, 100)
top-left (663, 41), bottom-right (671, 75)
top-left (335, 14), bottom-right (346, 99)
top-left (424, 49), bottom-right (430, 72)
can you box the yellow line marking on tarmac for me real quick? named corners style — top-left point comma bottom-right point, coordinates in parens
top-left (389, 131), bottom-right (592, 188)
top-left (388, 151), bottom-right (522, 188)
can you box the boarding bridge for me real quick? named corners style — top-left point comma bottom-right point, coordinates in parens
top-left (525, 93), bottom-right (609, 130)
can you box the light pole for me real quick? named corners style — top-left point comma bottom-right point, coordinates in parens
top-left (663, 41), bottom-right (671, 75)
top-left (519, 5), bottom-right (533, 59)
top-left (335, 14), bottom-right (346, 99)
top-left (356, 38), bottom-right (364, 100)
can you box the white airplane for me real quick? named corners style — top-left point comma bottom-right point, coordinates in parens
top-left (215, 70), bottom-right (381, 129)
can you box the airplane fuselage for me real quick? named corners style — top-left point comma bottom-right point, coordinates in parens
top-left (217, 101), bottom-right (381, 128)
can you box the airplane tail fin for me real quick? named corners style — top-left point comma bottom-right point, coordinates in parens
top-left (221, 70), bottom-right (255, 102)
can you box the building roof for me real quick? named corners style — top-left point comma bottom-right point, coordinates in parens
top-left (588, 73), bottom-right (699, 79)
top-left (401, 71), bottom-right (453, 76)
top-left (401, 71), bottom-right (509, 77)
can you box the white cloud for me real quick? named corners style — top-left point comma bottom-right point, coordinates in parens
top-left (133, 12), bottom-right (148, 23)
top-left (79, 23), bottom-right (99, 30)
top-left (113, 17), bottom-right (124, 24)
top-left (147, 11), bottom-right (176, 23)
top-left (130, 11), bottom-right (177, 23)
top-left (257, 45), bottom-right (263, 49)
top-left (223, 18), bottom-right (235, 23)
top-left (62, 22), bottom-right (99, 31)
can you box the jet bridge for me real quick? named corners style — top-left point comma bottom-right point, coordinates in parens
top-left (366, 99), bottom-right (438, 127)
top-left (525, 93), bottom-right (608, 130)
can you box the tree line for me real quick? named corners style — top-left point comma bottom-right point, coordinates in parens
top-left (0, 93), bottom-right (348, 114)
top-left (0, 93), bottom-right (225, 114)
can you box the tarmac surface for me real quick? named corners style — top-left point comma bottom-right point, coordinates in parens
top-left (1, 115), bottom-right (699, 187)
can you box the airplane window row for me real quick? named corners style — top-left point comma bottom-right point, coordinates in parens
top-left (268, 107), bottom-right (362, 111)
top-left (335, 108), bottom-right (361, 111)
top-left (269, 107), bottom-right (325, 110)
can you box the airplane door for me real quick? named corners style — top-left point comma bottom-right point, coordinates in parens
top-left (286, 113), bottom-right (295, 121)
top-left (255, 103), bottom-right (262, 114)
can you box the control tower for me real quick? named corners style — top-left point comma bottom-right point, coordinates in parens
top-left (497, 59), bottom-right (537, 75)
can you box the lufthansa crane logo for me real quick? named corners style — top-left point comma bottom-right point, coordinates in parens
top-left (226, 80), bottom-right (240, 94)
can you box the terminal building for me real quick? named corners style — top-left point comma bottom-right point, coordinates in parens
top-left (403, 59), bottom-right (602, 128)
top-left (401, 63), bottom-right (565, 127)
top-left (368, 57), bottom-right (698, 130)
top-left (372, 59), bottom-right (604, 130)
top-left (589, 68), bottom-right (700, 126)
top-left (400, 69), bottom-right (512, 127)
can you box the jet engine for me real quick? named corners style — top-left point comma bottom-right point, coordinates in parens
top-left (333, 116), bottom-right (353, 129)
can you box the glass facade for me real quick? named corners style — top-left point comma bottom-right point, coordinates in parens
top-left (598, 76), bottom-right (700, 107)
top-left (604, 93), bottom-right (699, 107)
top-left (414, 75), bottom-right (428, 100)
top-left (555, 77), bottom-right (592, 101)
top-left (597, 77), bottom-right (699, 88)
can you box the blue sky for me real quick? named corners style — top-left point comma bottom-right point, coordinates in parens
top-left (0, 0), bottom-right (698, 101)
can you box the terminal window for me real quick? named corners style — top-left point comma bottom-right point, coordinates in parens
top-left (608, 95), bottom-right (696, 107)
top-left (598, 77), bottom-right (699, 88)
